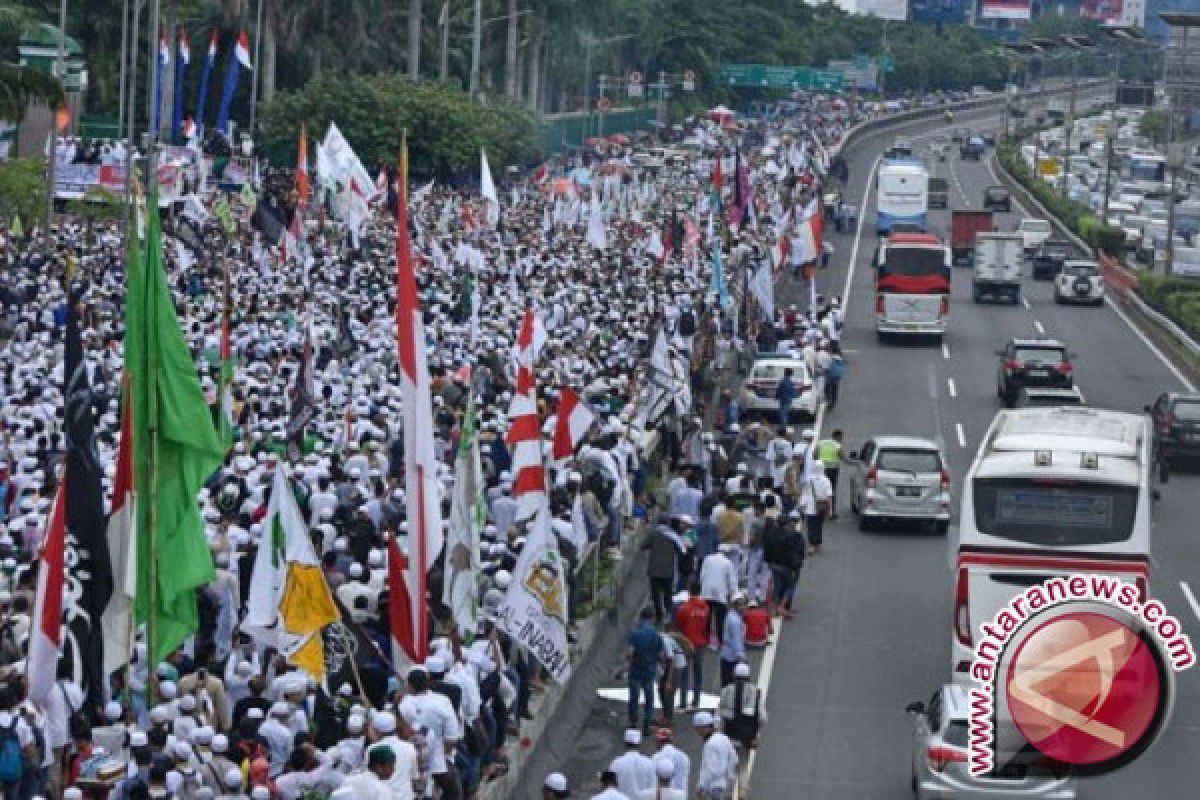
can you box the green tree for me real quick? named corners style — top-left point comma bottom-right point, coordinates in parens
top-left (1138, 110), bottom-right (1168, 146)
top-left (0, 156), bottom-right (49, 225)
top-left (0, 4), bottom-right (64, 119)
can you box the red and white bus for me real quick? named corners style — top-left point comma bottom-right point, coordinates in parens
top-left (875, 232), bottom-right (951, 341)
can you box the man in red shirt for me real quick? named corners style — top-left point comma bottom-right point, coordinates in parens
top-left (743, 600), bottom-right (772, 648)
top-left (673, 582), bottom-right (711, 712)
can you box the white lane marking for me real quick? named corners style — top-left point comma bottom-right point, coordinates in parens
top-left (947, 378), bottom-right (958, 398)
top-left (1034, 320), bottom-right (1046, 334)
top-left (984, 156), bottom-right (1196, 393)
top-left (1022, 297), bottom-right (1031, 310)
top-left (842, 155), bottom-right (883, 302)
top-left (942, 342), bottom-right (951, 360)
top-left (956, 423), bottom-right (967, 448)
top-left (1180, 582), bottom-right (1200, 626)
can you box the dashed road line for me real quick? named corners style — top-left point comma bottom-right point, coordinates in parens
top-left (955, 422), bottom-right (967, 448)
top-left (1021, 297), bottom-right (1031, 310)
top-left (1034, 320), bottom-right (1045, 334)
top-left (942, 342), bottom-right (951, 360)
top-left (1180, 582), bottom-right (1200, 626)
top-left (947, 378), bottom-right (958, 398)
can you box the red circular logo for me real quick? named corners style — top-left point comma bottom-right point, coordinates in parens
top-left (1005, 611), bottom-right (1164, 768)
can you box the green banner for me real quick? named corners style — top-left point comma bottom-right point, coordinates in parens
top-left (214, 198), bottom-right (237, 234)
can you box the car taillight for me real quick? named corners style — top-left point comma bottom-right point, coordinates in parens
top-left (876, 295), bottom-right (885, 314)
top-left (866, 466), bottom-right (878, 489)
top-left (939, 296), bottom-right (950, 316)
top-left (1162, 413), bottom-right (1176, 434)
top-left (1057, 362), bottom-right (1072, 374)
top-left (940, 469), bottom-right (950, 492)
top-left (954, 568), bottom-right (972, 647)
top-left (926, 743), bottom-right (969, 773)
top-left (1004, 359), bottom-right (1021, 370)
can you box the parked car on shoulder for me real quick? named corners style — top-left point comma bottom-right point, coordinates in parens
top-left (738, 357), bottom-right (819, 422)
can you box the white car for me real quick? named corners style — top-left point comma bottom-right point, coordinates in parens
top-left (1054, 259), bottom-right (1105, 305)
top-left (907, 684), bottom-right (1077, 799)
top-left (1017, 218), bottom-right (1053, 254)
top-left (738, 357), bottom-right (819, 421)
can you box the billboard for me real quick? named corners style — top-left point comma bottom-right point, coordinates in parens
top-left (981, 0), bottom-right (1032, 19)
top-left (1081, 0), bottom-right (1122, 23)
top-left (911, 0), bottom-right (968, 23)
top-left (856, 0), bottom-right (909, 20)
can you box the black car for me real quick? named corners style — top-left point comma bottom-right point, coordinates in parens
top-left (996, 338), bottom-right (1074, 407)
top-left (980, 131), bottom-right (997, 147)
top-left (982, 186), bottom-right (1011, 212)
top-left (1032, 239), bottom-right (1073, 280)
top-left (1146, 392), bottom-right (1200, 466)
top-left (929, 177), bottom-right (949, 209)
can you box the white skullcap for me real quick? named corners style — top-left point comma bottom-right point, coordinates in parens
top-left (346, 714), bottom-right (364, 734)
top-left (495, 570), bottom-right (512, 589)
top-left (654, 755), bottom-right (676, 780)
top-left (372, 710), bottom-right (397, 734)
top-left (104, 701), bottom-right (123, 721)
top-left (179, 694), bottom-right (196, 711)
top-left (159, 681), bottom-right (177, 699)
top-left (735, 662), bottom-right (751, 678)
top-left (246, 707), bottom-right (265, 720)
top-left (165, 771), bottom-right (183, 792)
top-left (211, 734), bottom-right (229, 753)
top-left (270, 702), bottom-right (291, 717)
top-left (224, 767), bottom-right (243, 789)
top-left (624, 728), bottom-right (642, 746)
top-left (63, 790), bottom-right (84, 800)
top-left (251, 789), bottom-right (270, 800)
top-left (693, 711), bottom-right (715, 727)
top-left (543, 772), bottom-right (568, 792)
top-left (149, 706), bottom-right (169, 724)
top-left (130, 731), bottom-right (149, 748)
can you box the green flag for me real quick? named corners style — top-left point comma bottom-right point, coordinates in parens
top-left (9, 215), bottom-right (22, 240)
top-left (214, 198), bottom-right (236, 234)
top-left (126, 198), bottom-right (227, 666)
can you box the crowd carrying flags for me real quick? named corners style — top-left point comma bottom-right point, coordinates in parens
top-left (126, 199), bottom-right (227, 666)
top-left (216, 31), bottom-right (252, 136)
top-left (243, 468), bottom-right (340, 679)
top-left (64, 286), bottom-right (112, 705)
top-left (195, 31), bottom-right (217, 129)
top-left (172, 28), bottom-right (190, 141)
top-left (444, 393), bottom-right (486, 637)
top-left (100, 397), bottom-right (137, 679)
top-left (390, 139), bottom-right (445, 665)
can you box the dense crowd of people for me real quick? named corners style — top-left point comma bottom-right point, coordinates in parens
top-left (0, 88), bottom-right (865, 800)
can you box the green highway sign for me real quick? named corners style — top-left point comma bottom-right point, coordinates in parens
top-left (718, 64), bottom-right (844, 92)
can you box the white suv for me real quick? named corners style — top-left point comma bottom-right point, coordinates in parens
top-left (1054, 259), bottom-right (1105, 306)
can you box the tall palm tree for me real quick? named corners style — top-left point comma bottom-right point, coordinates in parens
top-left (0, 4), bottom-right (65, 121)
top-left (408, 0), bottom-right (421, 78)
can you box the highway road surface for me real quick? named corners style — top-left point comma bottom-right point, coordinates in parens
top-left (751, 94), bottom-right (1200, 798)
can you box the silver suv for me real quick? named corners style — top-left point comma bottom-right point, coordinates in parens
top-left (846, 436), bottom-right (950, 534)
top-left (907, 684), bottom-right (1077, 799)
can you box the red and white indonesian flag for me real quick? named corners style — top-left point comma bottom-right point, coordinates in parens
top-left (234, 31), bottom-right (253, 69)
top-left (552, 387), bottom-right (595, 464)
top-left (101, 401), bottom-right (137, 678)
top-left (505, 308), bottom-right (547, 522)
top-left (29, 480), bottom-right (66, 707)
top-left (391, 144), bottom-right (444, 665)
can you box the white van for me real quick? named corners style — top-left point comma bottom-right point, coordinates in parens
top-left (951, 407), bottom-right (1156, 677)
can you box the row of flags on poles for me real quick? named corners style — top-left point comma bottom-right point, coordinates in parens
top-left (154, 27), bottom-right (253, 141)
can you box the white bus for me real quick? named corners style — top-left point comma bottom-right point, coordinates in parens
top-left (876, 160), bottom-right (929, 234)
top-left (951, 407), bottom-right (1157, 677)
top-left (1128, 150), bottom-right (1167, 197)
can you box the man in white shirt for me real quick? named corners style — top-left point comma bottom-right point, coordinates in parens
top-left (589, 770), bottom-right (628, 800)
top-left (365, 711), bottom-right (419, 800)
top-left (608, 728), bottom-right (656, 799)
top-left (398, 667), bottom-right (461, 797)
top-left (258, 702), bottom-right (295, 777)
top-left (652, 727), bottom-right (690, 793)
top-left (699, 544), bottom-right (739, 641)
top-left (341, 744), bottom-right (398, 800)
top-left (693, 712), bottom-right (739, 800)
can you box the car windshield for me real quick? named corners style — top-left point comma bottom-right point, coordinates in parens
top-left (986, 188), bottom-right (1007, 199)
top-left (1063, 264), bottom-right (1097, 276)
top-left (752, 362), bottom-right (808, 383)
top-left (881, 248), bottom-right (946, 277)
top-left (1022, 220), bottom-right (1051, 233)
top-left (1173, 400), bottom-right (1200, 421)
top-left (1012, 347), bottom-right (1065, 364)
top-left (877, 448), bottom-right (941, 473)
top-left (1022, 392), bottom-right (1082, 407)
top-left (973, 478), bottom-right (1138, 546)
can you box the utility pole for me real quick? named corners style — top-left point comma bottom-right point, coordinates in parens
top-left (408, 0), bottom-right (422, 80)
top-left (147, 0), bottom-right (161, 192)
top-left (469, 0), bottom-right (481, 95)
top-left (1061, 51), bottom-right (1078, 201)
top-left (118, 0), bottom-right (129, 143)
top-left (439, 1), bottom-right (449, 81)
top-left (44, 0), bottom-right (68, 255)
top-left (123, 0), bottom-right (143, 233)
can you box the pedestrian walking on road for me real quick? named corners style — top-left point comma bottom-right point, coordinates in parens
top-left (610, 730), bottom-right (656, 799)
top-left (674, 584), bottom-right (711, 710)
top-left (653, 728), bottom-right (691, 793)
top-left (700, 545), bottom-right (737, 646)
top-left (719, 593), bottom-right (748, 687)
top-left (718, 662), bottom-right (767, 749)
top-left (543, 772), bottom-right (571, 800)
top-left (589, 770), bottom-right (626, 800)
top-left (775, 368), bottom-right (797, 428)
top-left (801, 460), bottom-right (834, 555)
top-left (693, 712), bottom-right (739, 800)
top-left (816, 430), bottom-right (844, 518)
top-left (627, 609), bottom-right (665, 733)
top-left (764, 511), bottom-right (806, 619)
top-left (637, 757), bottom-right (687, 800)
top-left (642, 521), bottom-right (683, 624)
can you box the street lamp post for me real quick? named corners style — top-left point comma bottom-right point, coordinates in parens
top-left (44, 0), bottom-right (68, 254)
